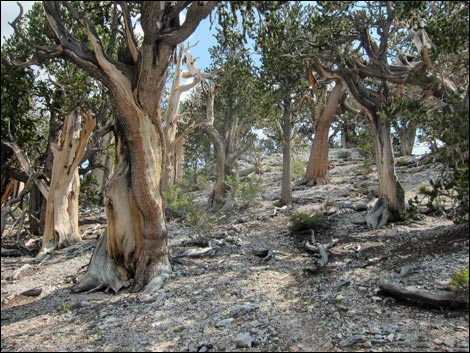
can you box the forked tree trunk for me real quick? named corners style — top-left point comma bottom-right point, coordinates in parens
top-left (279, 101), bottom-right (293, 206)
top-left (169, 135), bottom-right (186, 186)
top-left (304, 82), bottom-right (345, 186)
top-left (31, 102), bottom-right (60, 235)
top-left (366, 112), bottom-right (405, 228)
top-left (39, 111), bottom-right (96, 255)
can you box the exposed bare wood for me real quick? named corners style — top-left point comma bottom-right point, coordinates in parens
top-left (39, 111), bottom-right (96, 255)
top-left (118, 1), bottom-right (138, 63)
top-left (304, 238), bottom-right (339, 268)
top-left (379, 278), bottom-right (469, 309)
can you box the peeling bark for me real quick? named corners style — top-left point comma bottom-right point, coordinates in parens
top-left (39, 111), bottom-right (96, 256)
top-left (72, 231), bottom-right (129, 293)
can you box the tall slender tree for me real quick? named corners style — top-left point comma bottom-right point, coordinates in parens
top-left (256, 2), bottom-right (309, 206)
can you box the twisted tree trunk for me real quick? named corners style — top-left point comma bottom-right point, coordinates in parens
top-left (304, 82), bottom-right (345, 186)
top-left (366, 111), bottom-right (405, 228)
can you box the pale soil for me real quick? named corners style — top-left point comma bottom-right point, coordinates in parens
top-left (1, 149), bottom-right (468, 352)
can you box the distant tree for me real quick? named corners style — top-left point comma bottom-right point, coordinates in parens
top-left (302, 66), bottom-right (346, 186)
top-left (256, 2), bottom-right (309, 206)
top-left (296, 1), bottom-right (466, 227)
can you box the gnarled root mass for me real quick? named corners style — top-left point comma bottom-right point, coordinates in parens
top-left (366, 197), bottom-right (391, 229)
top-left (72, 231), bottom-right (129, 294)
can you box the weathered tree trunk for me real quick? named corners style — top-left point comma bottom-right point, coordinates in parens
top-left (341, 121), bottom-right (355, 148)
top-left (28, 185), bottom-right (45, 235)
top-left (161, 45), bottom-right (219, 194)
top-left (280, 100), bottom-right (293, 206)
top-left (366, 112), bottom-right (405, 228)
top-left (39, 111), bottom-right (96, 255)
top-left (304, 82), bottom-right (345, 186)
top-left (205, 126), bottom-right (229, 210)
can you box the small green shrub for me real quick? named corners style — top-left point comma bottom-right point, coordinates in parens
top-left (238, 174), bottom-right (261, 206)
top-left (292, 160), bottom-right (306, 178)
top-left (290, 212), bottom-right (326, 233)
top-left (337, 150), bottom-right (351, 160)
top-left (225, 175), bottom-right (240, 195)
top-left (450, 268), bottom-right (469, 288)
top-left (406, 196), bottom-right (421, 221)
top-left (419, 185), bottom-right (433, 194)
top-left (79, 174), bottom-right (102, 208)
top-left (164, 184), bottom-right (215, 236)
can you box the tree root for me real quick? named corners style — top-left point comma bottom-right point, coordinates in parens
top-left (366, 197), bottom-right (390, 229)
top-left (71, 231), bottom-right (130, 294)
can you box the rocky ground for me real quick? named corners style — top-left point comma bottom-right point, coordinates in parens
top-left (1, 148), bottom-right (469, 352)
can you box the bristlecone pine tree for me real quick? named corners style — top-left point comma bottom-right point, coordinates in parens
top-left (12, 1), bottom-right (218, 292)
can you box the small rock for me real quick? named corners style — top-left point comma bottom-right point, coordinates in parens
top-left (235, 333), bottom-right (253, 348)
top-left (444, 339), bottom-right (455, 347)
top-left (386, 334), bottom-right (394, 342)
top-left (416, 342), bottom-right (430, 348)
top-left (354, 203), bottom-right (369, 211)
top-left (370, 327), bottom-right (382, 335)
top-left (399, 265), bottom-right (416, 277)
top-left (19, 287), bottom-right (42, 297)
top-left (351, 216), bottom-right (366, 224)
top-left (12, 264), bottom-right (31, 280)
top-left (433, 339), bottom-right (443, 345)
top-left (215, 318), bottom-right (234, 328)
top-left (229, 303), bottom-right (256, 318)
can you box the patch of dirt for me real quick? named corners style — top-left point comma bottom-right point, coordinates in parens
top-left (1, 149), bottom-right (469, 352)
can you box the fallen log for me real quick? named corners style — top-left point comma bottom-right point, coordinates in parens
top-left (379, 278), bottom-right (469, 309)
top-left (172, 247), bottom-right (216, 259)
